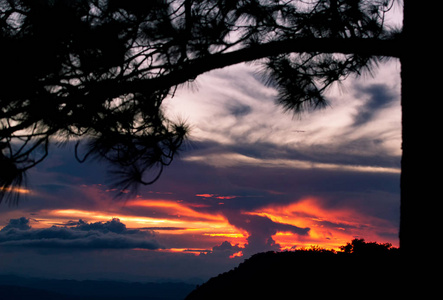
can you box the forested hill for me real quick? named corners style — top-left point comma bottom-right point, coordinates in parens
top-left (185, 241), bottom-right (401, 300)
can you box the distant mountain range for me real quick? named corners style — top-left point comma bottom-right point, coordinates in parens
top-left (0, 275), bottom-right (195, 300)
top-left (0, 244), bottom-right (405, 300)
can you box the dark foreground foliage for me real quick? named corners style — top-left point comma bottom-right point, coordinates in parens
top-left (186, 239), bottom-right (402, 299)
top-left (1, 0), bottom-right (398, 204)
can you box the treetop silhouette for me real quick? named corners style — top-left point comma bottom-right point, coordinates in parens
top-left (185, 239), bottom-right (401, 299)
top-left (0, 0), bottom-right (401, 204)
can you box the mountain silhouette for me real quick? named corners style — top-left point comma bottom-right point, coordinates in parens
top-left (185, 247), bottom-right (402, 299)
top-left (0, 275), bottom-right (194, 300)
top-left (0, 285), bottom-right (76, 300)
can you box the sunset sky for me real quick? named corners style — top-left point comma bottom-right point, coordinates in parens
top-left (0, 5), bottom-right (403, 284)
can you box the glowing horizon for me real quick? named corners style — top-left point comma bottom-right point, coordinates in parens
top-left (15, 195), bottom-right (398, 254)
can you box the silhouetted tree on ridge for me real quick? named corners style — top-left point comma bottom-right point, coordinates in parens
top-left (185, 239), bottom-right (401, 299)
top-left (0, 0), bottom-right (435, 261)
top-left (339, 238), bottom-right (398, 254)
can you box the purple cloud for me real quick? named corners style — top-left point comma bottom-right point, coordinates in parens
top-left (224, 211), bottom-right (309, 256)
top-left (0, 217), bottom-right (162, 250)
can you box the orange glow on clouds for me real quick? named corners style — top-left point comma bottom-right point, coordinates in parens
top-left (2, 187), bottom-right (32, 194)
top-left (53, 209), bottom-right (180, 227)
top-left (31, 195), bottom-right (397, 254)
top-left (196, 194), bottom-right (237, 199)
top-left (204, 233), bottom-right (245, 238)
top-left (195, 194), bottom-right (213, 198)
top-left (248, 197), bottom-right (398, 250)
top-left (41, 199), bottom-right (247, 248)
top-left (125, 199), bottom-right (225, 223)
top-left (229, 251), bottom-right (243, 259)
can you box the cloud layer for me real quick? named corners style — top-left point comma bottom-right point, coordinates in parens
top-left (0, 217), bottom-right (162, 250)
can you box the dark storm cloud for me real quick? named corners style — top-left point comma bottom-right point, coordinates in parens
top-left (352, 83), bottom-right (398, 127)
top-left (64, 218), bottom-right (141, 234)
top-left (212, 241), bottom-right (243, 252)
top-left (226, 212), bottom-right (309, 237)
top-left (224, 211), bottom-right (309, 256)
top-left (197, 241), bottom-right (244, 260)
top-left (0, 217), bottom-right (162, 250)
top-left (0, 217), bottom-right (31, 231)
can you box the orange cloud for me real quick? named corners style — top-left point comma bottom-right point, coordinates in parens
top-left (196, 194), bottom-right (237, 200)
top-left (125, 199), bottom-right (224, 223)
top-left (203, 233), bottom-right (246, 238)
top-left (37, 199), bottom-right (245, 251)
top-left (5, 187), bottom-right (32, 194)
top-left (229, 251), bottom-right (243, 259)
top-left (195, 194), bottom-right (214, 198)
top-left (215, 196), bottom-right (237, 200)
top-left (248, 197), bottom-right (398, 250)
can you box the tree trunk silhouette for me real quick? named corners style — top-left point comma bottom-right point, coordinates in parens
top-left (400, 0), bottom-right (435, 257)
top-left (399, 0), bottom-right (410, 257)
